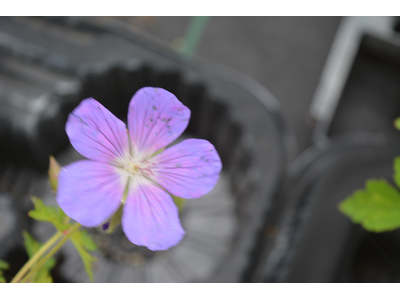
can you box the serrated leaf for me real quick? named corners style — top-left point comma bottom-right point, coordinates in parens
top-left (28, 197), bottom-right (70, 231)
top-left (48, 156), bottom-right (61, 192)
top-left (23, 231), bottom-right (40, 258)
top-left (23, 232), bottom-right (56, 272)
top-left (394, 117), bottom-right (400, 131)
top-left (340, 179), bottom-right (400, 232)
top-left (70, 230), bottom-right (97, 281)
top-left (22, 232), bottom-right (55, 283)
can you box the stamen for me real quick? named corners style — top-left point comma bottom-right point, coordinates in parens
top-left (115, 151), bottom-right (155, 179)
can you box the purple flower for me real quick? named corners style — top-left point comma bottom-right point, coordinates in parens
top-left (56, 87), bottom-right (222, 251)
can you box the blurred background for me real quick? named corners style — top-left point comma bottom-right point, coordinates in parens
top-left (1, 16), bottom-right (400, 282)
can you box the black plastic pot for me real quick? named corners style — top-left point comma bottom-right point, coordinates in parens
top-left (315, 33), bottom-right (400, 142)
top-left (253, 135), bottom-right (400, 282)
top-left (0, 17), bottom-right (296, 282)
top-left (249, 24), bottom-right (400, 282)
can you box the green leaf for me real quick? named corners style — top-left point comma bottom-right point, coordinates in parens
top-left (32, 255), bottom-right (56, 283)
top-left (0, 259), bottom-right (9, 283)
top-left (33, 269), bottom-right (54, 283)
top-left (28, 197), bottom-right (69, 231)
top-left (394, 117), bottom-right (400, 131)
top-left (27, 198), bottom-right (99, 281)
top-left (393, 157), bottom-right (400, 189)
top-left (23, 231), bottom-right (41, 258)
top-left (22, 232), bottom-right (55, 283)
top-left (339, 179), bottom-right (400, 232)
top-left (70, 230), bottom-right (97, 281)
top-left (0, 274), bottom-right (6, 283)
top-left (0, 260), bottom-right (9, 270)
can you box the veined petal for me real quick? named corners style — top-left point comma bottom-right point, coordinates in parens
top-left (66, 98), bottom-right (129, 163)
top-left (56, 160), bottom-right (124, 227)
top-left (150, 139), bottom-right (222, 199)
top-left (122, 179), bottom-right (185, 251)
top-left (127, 87), bottom-right (190, 156)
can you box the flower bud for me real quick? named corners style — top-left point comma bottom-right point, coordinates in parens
top-left (48, 156), bottom-right (61, 192)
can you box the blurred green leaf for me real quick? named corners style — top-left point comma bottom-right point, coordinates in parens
top-left (33, 269), bottom-right (54, 283)
top-left (27, 197), bottom-right (99, 281)
top-left (393, 157), bottom-right (400, 189)
top-left (0, 259), bottom-right (9, 283)
top-left (341, 117), bottom-right (400, 232)
top-left (70, 230), bottom-right (97, 282)
top-left (0, 260), bottom-right (8, 270)
top-left (22, 232), bottom-right (55, 283)
top-left (394, 117), bottom-right (400, 131)
top-left (23, 231), bottom-right (40, 258)
top-left (340, 179), bottom-right (400, 232)
top-left (28, 197), bottom-right (69, 231)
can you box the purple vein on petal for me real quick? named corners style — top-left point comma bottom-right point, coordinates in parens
top-left (97, 108), bottom-right (125, 156)
top-left (57, 160), bottom-right (124, 227)
top-left (83, 109), bottom-right (125, 157)
top-left (150, 139), bottom-right (222, 199)
top-left (67, 98), bottom-right (129, 163)
top-left (128, 87), bottom-right (190, 155)
top-left (122, 178), bottom-right (185, 251)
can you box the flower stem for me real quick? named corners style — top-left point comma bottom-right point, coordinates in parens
top-left (20, 222), bottom-right (81, 283)
top-left (10, 231), bottom-right (63, 283)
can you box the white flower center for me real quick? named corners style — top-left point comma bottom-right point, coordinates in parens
top-left (120, 159), bottom-right (154, 177)
top-left (115, 150), bottom-right (155, 176)
top-left (113, 150), bottom-right (156, 200)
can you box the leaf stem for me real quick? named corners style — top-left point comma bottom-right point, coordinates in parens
top-left (20, 222), bottom-right (81, 283)
top-left (11, 231), bottom-right (63, 283)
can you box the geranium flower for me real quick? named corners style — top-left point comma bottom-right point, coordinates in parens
top-left (56, 87), bottom-right (222, 251)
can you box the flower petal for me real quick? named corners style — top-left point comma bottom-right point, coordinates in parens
top-left (127, 87), bottom-right (190, 155)
top-left (122, 179), bottom-right (185, 251)
top-left (66, 98), bottom-right (129, 163)
top-left (151, 139), bottom-right (222, 199)
top-left (56, 160), bottom-right (124, 227)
